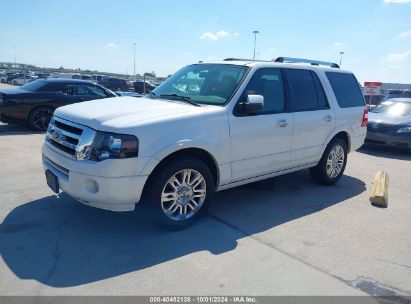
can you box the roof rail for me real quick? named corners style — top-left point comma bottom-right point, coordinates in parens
top-left (223, 58), bottom-right (269, 62)
top-left (273, 57), bottom-right (340, 69)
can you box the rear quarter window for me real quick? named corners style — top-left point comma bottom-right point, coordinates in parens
top-left (326, 72), bottom-right (365, 108)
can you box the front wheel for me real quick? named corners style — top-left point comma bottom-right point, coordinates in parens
top-left (310, 138), bottom-right (348, 185)
top-left (144, 157), bottom-right (214, 229)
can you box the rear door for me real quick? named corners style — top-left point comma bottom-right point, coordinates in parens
top-left (285, 69), bottom-right (335, 165)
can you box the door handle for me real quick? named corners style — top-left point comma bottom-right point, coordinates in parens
top-left (277, 119), bottom-right (288, 128)
top-left (324, 115), bottom-right (333, 122)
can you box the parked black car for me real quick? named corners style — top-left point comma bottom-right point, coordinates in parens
top-left (366, 98), bottom-right (411, 150)
top-left (0, 78), bottom-right (116, 131)
top-left (133, 80), bottom-right (157, 94)
top-left (98, 77), bottom-right (134, 92)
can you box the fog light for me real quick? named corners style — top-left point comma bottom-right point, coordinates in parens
top-left (84, 179), bottom-right (99, 194)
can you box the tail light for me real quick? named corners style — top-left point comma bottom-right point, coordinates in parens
top-left (361, 108), bottom-right (368, 127)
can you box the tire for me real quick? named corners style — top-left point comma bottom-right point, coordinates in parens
top-left (309, 138), bottom-right (348, 185)
top-left (12, 81), bottom-right (17, 85)
top-left (143, 156), bottom-right (215, 229)
top-left (28, 106), bottom-right (54, 131)
top-left (1, 79), bottom-right (5, 83)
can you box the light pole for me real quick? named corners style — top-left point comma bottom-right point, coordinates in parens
top-left (133, 43), bottom-right (136, 80)
top-left (13, 45), bottom-right (16, 67)
top-left (339, 51), bottom-right (344, 67)
top-left (253, 31), bottom-right (259, 60)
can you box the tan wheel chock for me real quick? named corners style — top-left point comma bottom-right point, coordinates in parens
top-left (370, 171), bottom-right (389, 207)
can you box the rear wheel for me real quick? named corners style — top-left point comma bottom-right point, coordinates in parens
top-left (143, 157), bottom-right (214, 229)
top-left (310, 138), bottom-right (347, 185)
top-left (28, 106), bottom-right (53, 131)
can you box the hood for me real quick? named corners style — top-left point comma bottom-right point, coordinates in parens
top-left (54, 97), bottom-right (215, 131)
top-left (368, 112), bottom-right (411, 125)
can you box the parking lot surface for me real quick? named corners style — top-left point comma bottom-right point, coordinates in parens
top-left (0, 96), bottom-right (410, 297)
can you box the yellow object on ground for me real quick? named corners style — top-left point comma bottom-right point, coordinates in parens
top-left (370, 171), bottom-right (389, 207)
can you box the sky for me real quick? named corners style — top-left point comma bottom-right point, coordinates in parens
top-left (0, 0), bottom-right (411, 83)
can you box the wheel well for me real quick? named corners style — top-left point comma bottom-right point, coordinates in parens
top-left (29, 105), bottom-right (54, 117)
top-left (333, 131), bottom-right (350, 152)
top-left (145, 148), bottom-right (219, 190)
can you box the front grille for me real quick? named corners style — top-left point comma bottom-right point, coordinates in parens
top-left (54, 119), bottom-right (83, 135)
top-left (46, 116), bottom-right (86, 159)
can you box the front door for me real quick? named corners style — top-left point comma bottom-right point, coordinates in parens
top-left (229, 68), bottom-right (294, 182)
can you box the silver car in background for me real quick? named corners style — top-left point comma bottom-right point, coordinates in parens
top-left (366, 98), bottom-right (411, 150)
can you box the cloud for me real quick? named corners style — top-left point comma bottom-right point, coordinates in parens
top-left (385, 50), bottom-right (411, 63)
top-left (106, 42), bottom-right (118, 49)
top-left (234, 32), bottom-right (240, 37)
top-left (333, 42), bottom-right (344, 48)
top-left (399, 30), bottom-right (411, 38)
top-left (383, 0), bottom-right (411, 3)
top-left (200, 30), bottom-right (233, 41)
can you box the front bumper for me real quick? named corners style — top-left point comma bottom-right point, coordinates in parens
top-left (365, 131), bottom-right (411, 149)
top-left (42, 143), bottom-right (156, 212)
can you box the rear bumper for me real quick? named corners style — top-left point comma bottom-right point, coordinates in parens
top-left (365, 132), bottom-right (411, 149)
top-left (42, 143), bottom-right (154, 212)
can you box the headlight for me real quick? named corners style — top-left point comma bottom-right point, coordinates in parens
top-left (89, 132), bottom-right (139, 161)
top-left (396, 126), bottom-right (411, 133)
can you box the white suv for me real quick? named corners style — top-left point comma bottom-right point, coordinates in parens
top-left (42, 57), bottom-right (367, 228)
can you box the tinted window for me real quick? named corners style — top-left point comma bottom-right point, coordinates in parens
top-left (73, 85), bottom-right (107, 97)
top-left (286, 69), bottom-right (318, 111)
top-left (326, 72), bottom-right (364, 108)
top-left (311, 72), bottom-right (329, 109)
top-left (243, 68), bottom-right (285, 113)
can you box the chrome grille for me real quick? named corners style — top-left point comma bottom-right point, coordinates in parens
top-left (46, 116), bottom-right (96, 160)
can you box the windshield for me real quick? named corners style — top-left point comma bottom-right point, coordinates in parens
top-left (19, 79), bottom-right (47, 92)
top-left (152, 64), bottom-right (248, 105)
top-left (372, 100), bottom-right (411, 116)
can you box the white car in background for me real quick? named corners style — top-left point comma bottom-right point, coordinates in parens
top-left (12, 75), bottom-right (37, 85)
top-left (0, 74), bottom-right (8, 83)
top-left (42, 57), bottom-right (367, 228)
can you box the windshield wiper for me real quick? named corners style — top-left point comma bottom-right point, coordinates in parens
top-left (159, 94), bottom-right (200, 107)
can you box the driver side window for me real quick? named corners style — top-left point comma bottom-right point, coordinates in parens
top-left (243, 68), bottom-right (285, 114)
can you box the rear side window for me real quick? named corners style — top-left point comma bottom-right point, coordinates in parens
top-left (286, 69), bottom-right (328, 111)
top-left (326, 72), bottom-right (365, 108)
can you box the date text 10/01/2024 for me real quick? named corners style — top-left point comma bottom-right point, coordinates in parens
top-left (149, 297), bottom-right (257, 303)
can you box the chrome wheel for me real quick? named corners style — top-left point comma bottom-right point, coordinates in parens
top-left (161, 169), bottom-right (206, 221)
top-left (32, 108), bottom-right (53, 130)
top-left (326, 145), bottom-right (345, 179)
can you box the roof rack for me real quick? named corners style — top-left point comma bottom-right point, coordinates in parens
top-left (223, 58), bottom-right (269, 62)
top-left (273, 57), bottom-right (340, 69)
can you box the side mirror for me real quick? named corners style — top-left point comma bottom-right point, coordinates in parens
top-left (243, 95), bottom-right (264, 114)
